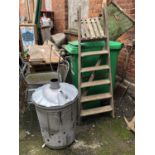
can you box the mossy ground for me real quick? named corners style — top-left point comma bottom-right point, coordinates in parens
top-left (20, 110), bottom-right (134, 155)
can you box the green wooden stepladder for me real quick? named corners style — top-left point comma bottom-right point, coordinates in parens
top-left (77, 0), bottom-right (114, 121)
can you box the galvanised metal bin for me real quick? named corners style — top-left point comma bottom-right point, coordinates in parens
top-left (32, 78), bottom-right (78, 149)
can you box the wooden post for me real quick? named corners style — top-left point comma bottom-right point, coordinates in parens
top-left (26, 0), bottom-right (31, 22)
top-left (32, 0), bottom-right (35, 13)
top-left (77, 5), bottom-right (81, 123)
top-left (102, 0), bottom-right (115, 118)
top-left (102, 0), bottom-right (107, 8)
top-left (33, 0), bottom-right (38, 23)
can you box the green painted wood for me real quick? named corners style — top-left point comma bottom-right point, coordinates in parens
top-left (100, 2), bottom-right (134, 40)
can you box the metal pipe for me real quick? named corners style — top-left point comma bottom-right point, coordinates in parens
top-left (50, 78), bottom-right (60, 89)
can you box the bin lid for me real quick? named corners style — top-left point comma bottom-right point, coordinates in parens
top-left (32, 82), bottom-right (78, 108)
top-left (65, 40), bottom-right (123, 55)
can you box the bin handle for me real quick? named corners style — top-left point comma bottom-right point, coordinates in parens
top-left (59, 90), bottom-right (68, 100)
top-left (56, 90), bottom-right (68, 106)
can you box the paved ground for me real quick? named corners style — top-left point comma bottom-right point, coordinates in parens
top-left (20, 109), bottom-right (134, 155)
top-left (19, 76), bottom-right (135, 155)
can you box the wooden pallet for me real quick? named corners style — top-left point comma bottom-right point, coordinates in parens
top-left (81, 17), bottom-right (106, 41)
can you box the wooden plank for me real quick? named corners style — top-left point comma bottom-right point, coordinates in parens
top-left (81, 65), bottom-right (109, 73)
top-left (102, 0), bottom-right (107, 8)
top-left (81, 19), bottom-right (90, 39)
top-left (95, 17), bottom-right (104, 37)
top-left (86, 18), bottom-right (96, 39)
top-left (81, 23), bottom-right (86, 39)
top-left (32, 0), bottom-right (35, 13)
top-left (103, 4), bottom-right (113, 97)
top-left (81, 105), bottom-right (113, 117)
top-left (102, 2), bottom-right (115, 118)
top-left (81, 93), bottom-right (112, 103)
top-left (81, 79), bottom-right (110, 88)
top-left (81, 50), bottom-right (108, 57)
top-left (33, 0), bottom-right (38, 23)
top-left (124, 116), bottom-right (135, 132)
top-left (26, 0), bottom-right (31, 22)
top-left (77, 6), bottom-right (82, 123)
top-left (91, 18), bottom-right (100, 38)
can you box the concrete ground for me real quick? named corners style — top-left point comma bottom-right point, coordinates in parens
top-left (19, 75), bottom-right (135, 155)
top-left (20, 109), bottom-right (134, 155)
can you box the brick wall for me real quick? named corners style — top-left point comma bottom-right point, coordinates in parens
top-left (117, 27), bottom-right (135, 83)
top-left (89, 0), bottom-right (135, 19)
top-left (52, 0), bottom-right (68, 33)
top-left (115, 0), bottom-right (135, 19)
top-left (89, 0), bottom-right (103, 17)
top-left (114, 0), bottom-right (135, 83)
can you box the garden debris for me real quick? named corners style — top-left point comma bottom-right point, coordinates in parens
top-left (124, 116), bottom-right (135, 132)
top-left (25, 130), bottom-right (31, 135)
top-left (72, 140), bottom-right (101, 150)
top-left (42, 143), bottom-right (46, 148)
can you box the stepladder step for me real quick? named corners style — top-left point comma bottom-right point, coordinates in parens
top-left (81, 65), bottom-right (110, 73)
top-left (81, 79), bottom-right (111, 88)
top-left (81, 92), bottom-right (112, 103)
top-left (81, 105), bottom-right (113, 117)
top-left (81, 50), bottom-right (108, 57)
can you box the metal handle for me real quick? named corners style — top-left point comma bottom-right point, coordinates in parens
top-left (57, 49), bottom-right (64, 82)
top-left (59, 90), bottom-right (68, 100)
